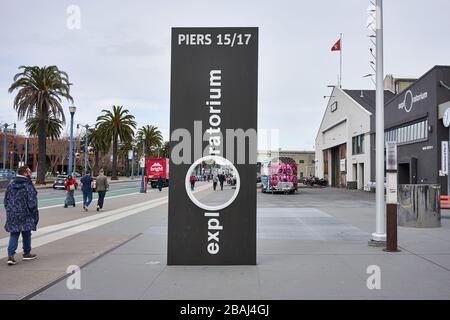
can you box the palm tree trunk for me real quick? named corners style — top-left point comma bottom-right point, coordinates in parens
top-left (112, 134), bottom-right (118, 180)
top-left (93, 150), bottom-right (99, 176)
top-left (124, 157), bottom-right (130, 177)
top-left (37, 115), bottom-right (46, 184)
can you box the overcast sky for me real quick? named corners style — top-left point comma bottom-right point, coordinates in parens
top-left (1, 0), bottom-right (449, 150)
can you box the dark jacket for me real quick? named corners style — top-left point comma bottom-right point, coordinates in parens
top-left (4, 176), bottom-right (39, 233)
top-left (95, 174), bottom-right (108, 192)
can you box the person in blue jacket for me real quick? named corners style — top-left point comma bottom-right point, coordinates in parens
top-left (157, 176), bottom-right (164, 192)
top-left (4, 166), bottom-right (39, 266)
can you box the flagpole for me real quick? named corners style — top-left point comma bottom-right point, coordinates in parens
top-left (340, 33), bottom-right (342, 88)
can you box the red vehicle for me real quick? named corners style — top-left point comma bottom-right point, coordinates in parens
top-left (261, 157), bottom-right (298, 194)
top-left (146, 158), bottom-right (169, 188)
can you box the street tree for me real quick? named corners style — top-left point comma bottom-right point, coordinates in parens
top-left (96, 106), bottom-right (136, 180)
top-left (9, 65), bottom-right (73, 184)
top-left (136, 125), bottom-right (163, 158)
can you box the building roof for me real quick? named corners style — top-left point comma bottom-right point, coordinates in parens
top-left (343, 89), bottom-right (396, 113)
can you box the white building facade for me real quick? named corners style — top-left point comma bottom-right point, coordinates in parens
top-left (315, 86), bottom-right (394, 190)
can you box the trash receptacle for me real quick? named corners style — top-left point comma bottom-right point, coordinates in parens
top-left (397, 184), bottom-right (441, 228)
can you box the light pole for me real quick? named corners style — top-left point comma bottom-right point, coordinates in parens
top-left (131, 142), bottom-right (135, 180)
top-left (24, 137), bottom-right (28, 167)
top-left (2, 123), bottom-right (16, 173)
top-left (371, 0), bottom-right (386, 245)
top-left (140, 140), bottom-right (145, 193)
top-left (68, 106), bottom-right (76, 176)
top-left (77, 123), bottom-right (94, 175)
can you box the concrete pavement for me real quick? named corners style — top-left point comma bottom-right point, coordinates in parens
top-left (0, 182), bottom-right (212, 299)
top-left (0, 187), bottom-right (444, 300)
top-left (0, 180), bottom-right (143, 239)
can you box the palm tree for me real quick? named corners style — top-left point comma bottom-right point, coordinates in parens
top-left (118, 140), bottom-right (133, 176)
top-left (158, 141), bottom-right (170, 158)
top-left (88, 128), bottom-right (110, 176)
top-left (136, 125), bottom-right (163, 158)
top-left (25, 112), bottom-right (63, 141)
top-left (9, 66), bottom-right (72, 184)
top-left (96, 106), bottom-right (136, 180)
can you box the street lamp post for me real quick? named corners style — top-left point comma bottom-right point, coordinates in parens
top-left (84, 129), bottom-right (88, 175)
top-left (3, 125), bottom-right (7, 171)
top-left (140, 140), bottom-right (145, 193)
top-left (68, 106), bottom-right (76, 176)
top-left (24, 137), bottom-right (28, 167)
top-left (77, 124), bottom-right (94, 176)
top-left (131, 143), bottom-right (135, 180)
top-left (2, 123), bottom-right (16, 173)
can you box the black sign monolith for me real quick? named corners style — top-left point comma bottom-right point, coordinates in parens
top-left (168, 27), bottom-right (258, 265)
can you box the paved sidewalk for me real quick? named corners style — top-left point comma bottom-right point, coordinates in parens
top-left (0, 183), bottom-right (211, 299)
top-left (28, 188), bottom-right (450, 300)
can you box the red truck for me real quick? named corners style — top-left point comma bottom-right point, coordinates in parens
top-left (146, 158), bottom-right (169, 188)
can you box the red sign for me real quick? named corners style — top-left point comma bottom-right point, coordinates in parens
top-left (146, 158), bottom-right (169, 179)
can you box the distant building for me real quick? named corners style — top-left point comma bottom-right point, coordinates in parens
top-left (0, 131), bottom-right (80, 174)
top-left (257, 150), bottom-right (315, 178)
top-left (384, 74), bottom-right (417, 94)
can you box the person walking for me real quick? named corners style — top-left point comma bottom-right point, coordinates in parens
top-left (95, 169), bottom-right (109, 212)
top-left (157, 176), bottom-right (164, 192)
top-left (80, 171), bottom-right (93, 211)
top-left (218, 173), bottom-right (225, 191)
top-left (64, 175), bottom-right (77, 208)
top-left (4, 166), bottom-right (38, 266)
top-left (189, 174), bottom-right (196, 190)
top-left (212, 174), bottom-right (218, 191)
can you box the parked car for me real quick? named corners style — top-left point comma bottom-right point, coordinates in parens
top-left (0, 169), bottom-right (16, 179)
top-left (53, 175), bottom-right (68, 190)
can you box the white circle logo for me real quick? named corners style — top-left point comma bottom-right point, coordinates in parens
top-left (403, 90), bottom-right (413, 113)
top-left (185, 155), bottom-right (240, 211)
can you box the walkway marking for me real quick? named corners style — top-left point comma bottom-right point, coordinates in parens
top-left (0, 186), bottom-right (141, 209)
top-left (0, 183), bottom-right (212, 259)
top-left (37, 192), bottom-right (141, 210)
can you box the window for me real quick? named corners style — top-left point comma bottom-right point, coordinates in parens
top-left (299, 160), bottom-right (304, 164)
top-left (385, 119), bottom-right (428, 145)
top-left (352, 134), bottom-right (364, 155)
top-left (330, 101), bottom-right (338, 112)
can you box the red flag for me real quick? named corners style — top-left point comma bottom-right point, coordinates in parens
top-left (331, 39), bottom-right (341, 51)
